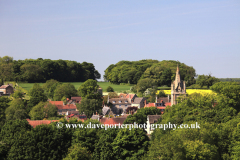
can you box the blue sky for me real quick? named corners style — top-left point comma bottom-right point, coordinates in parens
top-left (0, 0), bottom-right (239, 80)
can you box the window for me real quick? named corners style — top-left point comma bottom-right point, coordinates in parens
top-left (119, 105), bottom-right (121, 108)
top-left (125, 105), bottom-right (128, 108)
top-left (112, 101), bottom-right (115, 103)
top-left (125, 101), bottom-right (128, 103)
top-left (119, 101), bottom-right (122, 103)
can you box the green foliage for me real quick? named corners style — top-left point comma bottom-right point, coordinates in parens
top-left (0, 56), bottom-right (100, 83)
top-left (124, 107), bottom-right (161, 124)
top-left (157, 90), bottom-right (167, 97)
top-left (6, 123), bottom-right (73, 160)
top-left (211, 82), bottom-right (240, 112)
top-left (77, 99), bottom-right (102, 118)
top-left (72, 119), bottom-right (102, 153)
top-left (104, 60), bottom-right (196, 87)
top-left (42, 79), bottom-right (60, 99)
top-left (93, 128), bottom-right (119, 160)
top-left (145, 82), bottom-right (240, 159)
top-left (112, 128), bottom-right (150, 160)
top-left (0, 119), bottom-right (32, 159)
top-left (29, 102), bottom-right (45, 120)
top-left (11, 90), bottom-right (24, 99)
top-left (0, 97), bottom-right (10, 128)
top-left (5, 99), bottom-right (28, 120)
top-left (29, 102), bottom-right (58, 120)
top-left (147, 122), bottom-right (219, 160)
top-left (77, 79), bottom-right (100, 99)
top-left (53, 83), bottom-right (78, 101)
top-left (63, 143), bottom-right (92, 160)
top-left (106, 86), bottom-right (114, 92)
top-left (28, 83), bottom-right (47, 109)
top-left (20, 63), bottom-right (43, 82)
top-left (196, 74), bottom-right (220, 88)
top-left (136, 78), bottom-right (157, 93)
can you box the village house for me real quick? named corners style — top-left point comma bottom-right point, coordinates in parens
top-left (131, 97), bottom-right (147, 109)
top-left (109, 98), bottom-right (131, 115)
top-left (66, 113), bottom-right (87, 122)
top-left (0, 84), bottom-right (14, 96)
top-left (49, 101), bottom-right (78, 115)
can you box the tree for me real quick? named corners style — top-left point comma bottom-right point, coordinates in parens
top-left (29, 102), bottom-right (58, 120)
top-left (29, 102), bottom-right (45, 120)
top-left (112, 128), bottom-right (149, 160)
top-left (42, 79), bottom-right (60, 99)
top-left (5, 99), bottom-right (27, 120)
top-left (28, 83), bottom-right (47, 109)
top-left (0, 97), bottom-right (10, 128)
top-left (6, 123), bottom-right (73, 160)
top-left (93, 128), bottom-right (119, 160)
top-left (72, 119), bottom-right (102, 153)
top-left (106, 86), bottom-right (114, 92)
top-left (77, 99), bottom-right (102, 118)
top-left (0, 63), bottom-right (14, 83)
top-left (211, 82), bottom-right (240, 112)
top-left (0, 56), bottom-right (13, 64)
top-left (0, 119), bottom-right (32, 159)
top-left (53, 83), bottom-right (78, 101)
top-left (63, 143), bottom-right (92, 160)
top-left (11, 90), bottom-right (24, 99)
top-left (157, 90), bottom-right (167, 97)
top-left (136, 78), bottom-right (157, 93)
top-left (78, 79), bottom-right (100, 99)
top-left (124, 107), bottom-right (161, 124)
top-left (196, 74), bottom-right (219, 88)
top-left (20, 64), bottom-right (43, 82)
top-left (45, 102), bottom-right (58, 118)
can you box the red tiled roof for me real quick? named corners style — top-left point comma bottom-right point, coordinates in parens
top-left (165, 102), bottom-right (171, 106)
top-left (119, 93), bottom-right (127, 98)
top-left (145, 103), bottom-right (156, 107)
top-left (49, 101), bottom-right (63, 105)
top-left (56, 104), bottom-right (77, 110)
top-left (71, 97), bottom-right (82, 103)
top-left (26, 119), bottom-right (59, 128)
top-left (125, 94), bottom-right (136, 99)
top-left (0, 85), bottom-right (11, 89)
top-left (100, 117), bottom-right (127, 125)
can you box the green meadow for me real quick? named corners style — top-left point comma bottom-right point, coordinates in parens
top-left (17, 82), bottom-right (133, 93)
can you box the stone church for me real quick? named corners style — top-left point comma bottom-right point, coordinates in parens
top-left (171, 64), bottom-right (186, 105)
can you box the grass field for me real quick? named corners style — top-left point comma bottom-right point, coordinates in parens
top-left (17, 82), bottom-right (133, 93)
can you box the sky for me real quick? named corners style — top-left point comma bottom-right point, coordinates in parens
top-left (0, 0), bottom-right (239, 80)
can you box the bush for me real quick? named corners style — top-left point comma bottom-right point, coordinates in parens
top-left (106, 86), bottom-right (114, 92)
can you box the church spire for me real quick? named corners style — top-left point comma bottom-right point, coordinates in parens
top-left (175, 64), bottom-right (181, 89)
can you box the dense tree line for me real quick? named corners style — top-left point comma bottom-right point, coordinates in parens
top-left (144, 82), bottom-right (240, 159)
top-left (104, 60), bottom-right (196, 87)
top-left (0, 56), bottom-right (100, 83)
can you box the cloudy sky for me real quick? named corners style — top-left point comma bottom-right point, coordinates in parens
top-left (0, 0), bottom-right (239, 80)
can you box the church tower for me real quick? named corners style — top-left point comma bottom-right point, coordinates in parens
top-left (171, 64), bottom-right (186, 105)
